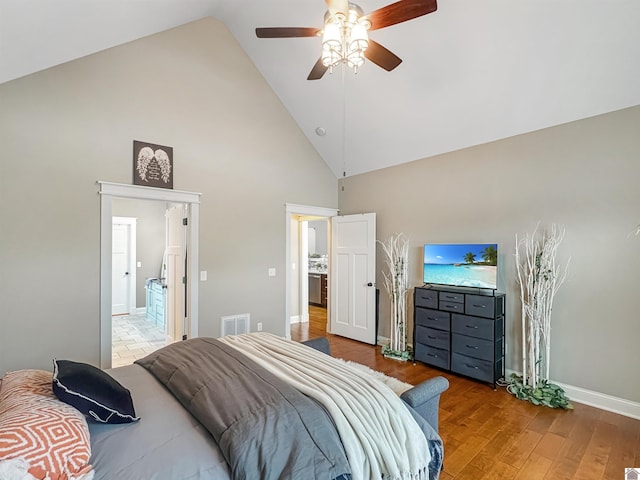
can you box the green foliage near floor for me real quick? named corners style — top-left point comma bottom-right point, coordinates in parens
top-left (381, 344), bottom-right (412, 361)
top-left (507, 374), bottom-right (573, 409)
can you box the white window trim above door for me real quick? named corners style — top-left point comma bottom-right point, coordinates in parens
top-left (99, 181), bottom-right (201, 369)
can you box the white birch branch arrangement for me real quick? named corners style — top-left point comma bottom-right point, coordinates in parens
top-left (514, 223), bottom-right (570, 390)
top-left (379, 233), bottom-right (410, 356)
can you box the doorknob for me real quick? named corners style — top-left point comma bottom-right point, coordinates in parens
top-left (124, 272), bottom-right (129, 276)
top-left (367, 282), bottom-right (373, 287)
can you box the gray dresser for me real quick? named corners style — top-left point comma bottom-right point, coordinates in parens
top-left (413, 286), bottom-right (505, 388)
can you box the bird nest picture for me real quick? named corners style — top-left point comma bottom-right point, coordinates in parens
top-left (133, 140), bottom-right (173, 189)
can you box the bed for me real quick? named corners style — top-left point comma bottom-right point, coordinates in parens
top-left (0, 333), bottom-right (448, 480)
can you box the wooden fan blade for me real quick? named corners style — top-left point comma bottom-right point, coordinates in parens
top-left (256, 27), bottom-right (320, 38)
top-left (307, 57), bottom-right (329, 80)
top-left (365, 0), bottom-right (437, 31)
top-left (364, 40), bottom-right (402, 71)
top-left (326, 0), bottom-right (349, 17)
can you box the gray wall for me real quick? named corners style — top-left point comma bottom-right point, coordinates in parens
top-left (339, 105), bottom-right (640, 403)
top-left (112, 198), bottom-right (167, 308)
top-left (0, 17), bottom-right (337, 374)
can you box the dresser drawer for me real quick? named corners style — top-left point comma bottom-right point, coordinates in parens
top-left (452, 333), bottom-right (494, 361)
top-left (439, 300), bottom-right (464, 314)
top-left (415, 344), bottom-right (450, 370)
top-left (465, 295), bottom-right (496, 318)
top-left (439, 291), bottom-right (464, 304)
top-left (415, 325), bottom-right (450, 350)
top-left (415, 308), bottom-right (450, 331)
top-left (451, 353), bottom-right (493, 383)
top-left (452, 314), bottom-right (495, 341)
top-left (415, 288), bottom-right (438, 309)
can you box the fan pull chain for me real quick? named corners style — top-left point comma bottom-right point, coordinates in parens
top-left (340, 64), bottom-right (347, 178)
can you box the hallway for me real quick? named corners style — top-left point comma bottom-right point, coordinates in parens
top-left (290, 305), bottom-right (327, 342)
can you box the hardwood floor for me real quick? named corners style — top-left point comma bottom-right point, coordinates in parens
top-left (291, 306), bottom-right (640, 480)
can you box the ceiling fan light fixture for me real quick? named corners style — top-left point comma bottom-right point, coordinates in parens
top-left (320, 3), bottom-right (369, 74)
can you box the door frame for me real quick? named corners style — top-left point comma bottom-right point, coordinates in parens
top-left (99, 181), bottom-right (201, 369)
top-left (285, 204), bottom-right (338, 339)
top-left (111, 216), bottom-right (137, 315)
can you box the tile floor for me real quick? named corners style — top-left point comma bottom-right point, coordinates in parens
top-left (112, 313), bottom-right (172, 368)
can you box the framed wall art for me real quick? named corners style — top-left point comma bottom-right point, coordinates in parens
top-left (133, 140), bottom-right (173, 189)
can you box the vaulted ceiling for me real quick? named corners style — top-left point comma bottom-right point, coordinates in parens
top-left (2, 0), bottom-right (639, 177)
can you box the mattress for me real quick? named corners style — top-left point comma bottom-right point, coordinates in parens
top-left (88, 364), bottom-right (231, 480)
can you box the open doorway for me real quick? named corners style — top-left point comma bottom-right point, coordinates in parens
top-left (300, 219), bottom-right (329, 342)
top-left (110, 200), bottom-right (187, 367)
top-left (284, 204), bottom-right (338, 341)
top-left (99, 182), bottom-right (201, 369)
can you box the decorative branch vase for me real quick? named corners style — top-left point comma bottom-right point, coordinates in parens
top-left (379, 233), bottom-right (411, 361)
top-left (510, 223), bottom-right (572, 409)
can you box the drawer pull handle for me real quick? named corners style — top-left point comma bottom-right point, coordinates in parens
top-left (472, 304), bottom-right (486, 308)
top-left (466, 345), bottom-right (479, 349)
top-left (465, 364), bottom-right (479, 369)
top-left (428, 335), bottom-right (437, 339)
top-left (445, 295), bottom-right (455, 299)
top-left (427, 353), bottom-right (439, 358)
top-left (465, 324), bottom-right (479, 329)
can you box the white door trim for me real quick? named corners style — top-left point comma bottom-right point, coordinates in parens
top-left (99, 181), bottom-right (201, 369)
top-left (285, 204), bottom-right (339, 339)
top-left (112, 216), bottom-right (137, 315)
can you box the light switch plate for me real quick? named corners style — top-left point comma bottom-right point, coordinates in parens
top-left (268, 268), bottom-right (276, 277)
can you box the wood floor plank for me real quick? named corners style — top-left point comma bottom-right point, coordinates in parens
top-left (533, 432), bottom-right (567, 461)
top-left (290, 309), bottom-right (640, 480)
top-left (573, 420), bottom-right (617, 480)
top-left (513, 452), bottom-right (553, 480)
top-left (501, 429), bottom-right (543, 470)
top-left (468, 429), bottom-right (519, 472)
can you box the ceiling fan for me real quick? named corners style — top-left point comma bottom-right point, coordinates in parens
top-left (256, 0), bottom-right (437, 80)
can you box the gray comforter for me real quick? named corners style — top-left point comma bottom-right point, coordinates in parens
top-left (135, 338), bottom-right (351, 480)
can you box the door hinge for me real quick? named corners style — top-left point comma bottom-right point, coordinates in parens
top-left (182, 276), bottom-right (187, 285)
top-left (183, 217), bottom-right (188, 226)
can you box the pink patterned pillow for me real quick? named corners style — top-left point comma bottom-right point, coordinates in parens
top-left (0, 369), bottom-right (93, 480)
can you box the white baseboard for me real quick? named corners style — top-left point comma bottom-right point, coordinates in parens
top-left (556, 382), bottom-right (640, 420)
top-left (290, 315), bottom-right (307, 324)
top-left (134, 307), bottom-right (146, 315)
top-left (505, 369), bottom-right (640, 420)
top-left (377, 335), bottom-right (390, 346)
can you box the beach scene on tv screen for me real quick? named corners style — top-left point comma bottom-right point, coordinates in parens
top-left (424, 243), bottom-right (498, 289)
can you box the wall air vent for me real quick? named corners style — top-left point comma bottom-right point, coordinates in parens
top-left (221, 313), bottom-right (250, 337)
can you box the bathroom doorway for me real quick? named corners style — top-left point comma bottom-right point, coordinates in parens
top-left (99, 181), bottom-right (201, 369)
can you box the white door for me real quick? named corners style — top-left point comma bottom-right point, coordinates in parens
top-left (330, 213), bottom-right (376, 344)
top-left (112, 221), bottom-right (133, 315)
top-left (166, 205), bottom-right (186, 341)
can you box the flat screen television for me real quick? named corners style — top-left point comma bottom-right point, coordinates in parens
top-left (423, 243), bottom-right (498, 289)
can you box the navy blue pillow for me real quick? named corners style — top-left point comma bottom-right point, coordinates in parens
top-left (52, 359), bottom-right (139, 424)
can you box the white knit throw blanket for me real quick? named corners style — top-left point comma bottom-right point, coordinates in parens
top-left (219, 333), bottom-right (430, 480)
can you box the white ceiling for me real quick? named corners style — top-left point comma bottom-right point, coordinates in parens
top-left (2, 0), bottom-right (639, 177)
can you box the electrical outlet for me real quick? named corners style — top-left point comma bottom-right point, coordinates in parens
top-left (257, 322), bottom-right (263, 332)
